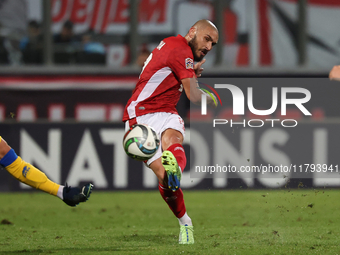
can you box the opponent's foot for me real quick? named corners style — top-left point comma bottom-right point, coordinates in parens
top-left (162, 151), bottom-right (181, 192)
top-left (179, 224), bottom-right (194, 244)
top-left (63, 183), bottom-right (94, 207)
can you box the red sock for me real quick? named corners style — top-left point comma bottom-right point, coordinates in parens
top-left (158, 183), bottom-right (186, 218)
top-left (166, 143), bottom-right (186, 172)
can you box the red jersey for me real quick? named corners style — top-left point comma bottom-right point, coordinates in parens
top-left (123, 35), bottom-right (196, 121)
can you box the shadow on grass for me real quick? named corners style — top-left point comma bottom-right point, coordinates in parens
top-left (117, 233), bottom-right (177, 244)
top-left (0, 234), bottom-right (177, 254)
top-left (0, 248), bottom-right (141, 255)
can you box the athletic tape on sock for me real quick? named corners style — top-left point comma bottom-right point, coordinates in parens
top-left (0, 149), bottom-right (18, 167)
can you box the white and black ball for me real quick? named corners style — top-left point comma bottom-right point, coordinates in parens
top-left (123, 124), bottom-right (160, 161)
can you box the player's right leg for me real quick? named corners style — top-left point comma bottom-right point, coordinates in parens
top-left (158, 127), bottom-right (194, 244)
top-left (0, 136), bottom-right (93, 206)
top-left (149, 158), bottom-right (194, 244)
top-left (161, 128), bottom-right (186, 191)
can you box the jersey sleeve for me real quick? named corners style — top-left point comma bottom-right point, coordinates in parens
top-left (167, 46), bottom-right (196, 80)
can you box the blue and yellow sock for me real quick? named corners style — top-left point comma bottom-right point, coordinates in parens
top-left (0, 148), bottom-right (60, 196)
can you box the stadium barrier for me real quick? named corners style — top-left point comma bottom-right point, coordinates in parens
top-left (1, 122), bottom-right (339, 191)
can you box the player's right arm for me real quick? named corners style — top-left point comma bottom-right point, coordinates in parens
top-left (166, 39), bottom-right (217, 107)
top-left (182, 76), bottom-right (217, 108)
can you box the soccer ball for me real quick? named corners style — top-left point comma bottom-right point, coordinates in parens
top-left (123, 124), bottom-right (160, 161)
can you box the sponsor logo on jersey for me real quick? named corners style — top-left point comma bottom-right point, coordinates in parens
top-left (185, 58), bottom-right (193, 69)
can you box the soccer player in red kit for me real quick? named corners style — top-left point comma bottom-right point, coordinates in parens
top-left (123, 20), bottom-right (218, 244)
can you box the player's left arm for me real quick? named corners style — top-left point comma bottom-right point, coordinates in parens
top-left (329, 65), bottom-right (340, 81)
top-left (182, 76), bottom-right (217, 108)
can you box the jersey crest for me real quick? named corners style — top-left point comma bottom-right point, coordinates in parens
top-left (185, 58), bottom-right (194, 69)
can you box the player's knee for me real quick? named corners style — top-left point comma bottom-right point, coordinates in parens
top-left (162, 130), bottom-right (183, 150)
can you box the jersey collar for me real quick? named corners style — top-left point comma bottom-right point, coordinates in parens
top-left (177, 34), bottom-right (188, 45)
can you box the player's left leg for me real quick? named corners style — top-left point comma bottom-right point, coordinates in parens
top-left (150, 158), bottom-right (194, 244)
top-left (147, 129), bottom-right (194, 244)
top-left (127, 113), bottom-right (194, 244)
top-left (159, 129), bottom-right (194, 244)
top-left (0, 136), bottom-right (93, 207)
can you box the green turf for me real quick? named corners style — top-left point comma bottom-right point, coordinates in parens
top-left (0, 189), bottom-right (340, 254)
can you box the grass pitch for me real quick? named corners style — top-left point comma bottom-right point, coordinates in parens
top-left (1, 189), bottom-right (340, 255)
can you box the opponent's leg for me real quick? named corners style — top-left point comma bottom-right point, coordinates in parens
top-left (0, 136), bottom-right (93, 206)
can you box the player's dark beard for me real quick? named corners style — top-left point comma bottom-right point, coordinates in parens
top-left (188, 35), bottom-right (204, 62)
